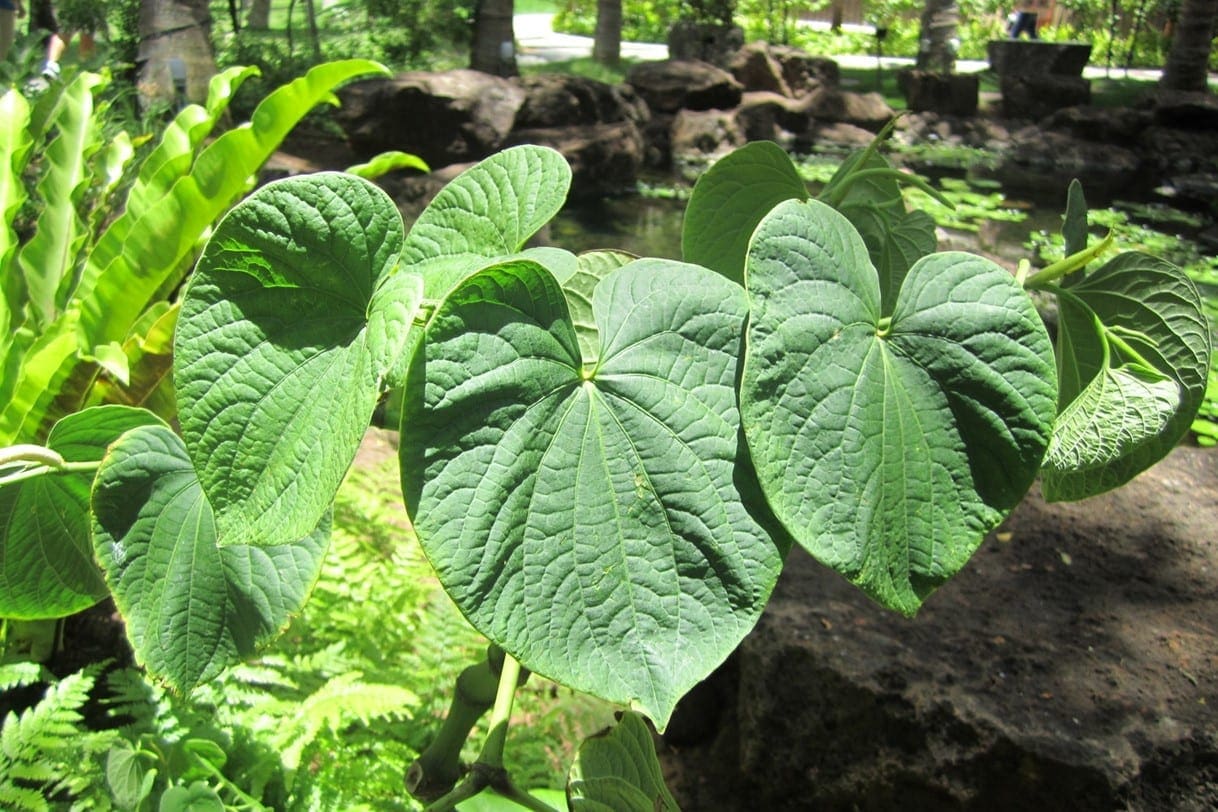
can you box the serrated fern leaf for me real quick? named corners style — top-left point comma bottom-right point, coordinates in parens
top-left (0, 662), bottom-right (113, 808)
top-left (277, 672), bottom-right (418, 771)
top-left (0, 781), bottom-right (49, 811)
top-left (0, 662), bottom-right (48, 693)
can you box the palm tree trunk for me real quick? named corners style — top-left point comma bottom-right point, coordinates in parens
top-left (138, 0), bottom-right (218, 106)
top-left (593, 0), bottom-right (622, 65)
top-left (471, 0), bottom-right (517, 77)
top-left (915, 0), bottom-right (959, 74)
top-left (1160, 0), bottom-right (1217, 91)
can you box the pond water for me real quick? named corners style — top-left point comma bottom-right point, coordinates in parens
top-left (539, 180), bottom-right (1077, 267)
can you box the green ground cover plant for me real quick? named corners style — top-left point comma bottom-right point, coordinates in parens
top-left (1, 125), bottom-right (1211, 809)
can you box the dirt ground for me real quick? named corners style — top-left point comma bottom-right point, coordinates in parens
top-left (660, 444), bottom-right (1218, 810)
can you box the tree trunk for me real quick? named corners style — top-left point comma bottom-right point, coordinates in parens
top-left (303, 0), bottom-right (322, 61)
top-left (1160, 0), bottom-right (1217, 91)
top-left (471, 0), bottom-right (517, 77)
top-left (915, 0), bottom-right (959, 74)
top-left (246, 0), bottom-right (271, 30)
top-left (593, 0), bottom-right (622, 65)
top-left (138, 0), bottom-right (218, 106)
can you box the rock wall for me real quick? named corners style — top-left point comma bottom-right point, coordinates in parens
top-left (662, 446), bottom-right (1218, 810)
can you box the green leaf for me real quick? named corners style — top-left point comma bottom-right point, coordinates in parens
top-left (401, 145), bottom-right (573, 298)
top-left (177, 738), bottom-right (227, 783)
top-left (106, 740), bottom-right (155, 810)
top-left (830, 152), bottom-right (937, 316)
top-left (76, 59), bottom-right (390, 353)
top-left (158, 781), bottom-right (224, 812)
top-left (682, 141), bottom-right (809, 285)
top-left (17, 72), bottom-right (106, 327)
top-left (176, 173), bottom-right (419, 547)
top-left (456, 789), bottom-right (569, 811)
top-left (1063, 178), bottom-right (1088, 258)
top-left (0, 405), bottom-right (165, 619)
top-left (84, 66), bottom-right (257, 285)
top-left (568, 712), bottom-right (678, 812)
top-left (741, 199), bottom-right (1056, 616)
top-left (1045, 252), bottom-right (1211, 500)
top-left (345, 150), bottom-right (429, 180)
top-left (1042, 364), bottom-right (1180, 500)
top-left (402, 259), bottom-right (783, 727)
top-left (91, 424), bottom-right (329, 692)
top-left (559, 250), bottom-right (635, 367)
top-left (0, 88), bottom-right (31, 319)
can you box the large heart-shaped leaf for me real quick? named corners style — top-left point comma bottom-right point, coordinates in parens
top-left (1044, 251), bottom-right (1211, 500)
top-left (92, 424), bottom-right (328, 692)
top-left (401, 259), bottom-right (783, 727)
top-left (741, 198), bottom-right (1056, 616)
top-left (176, 173), bottom-right (420, 548)
top-left (568, 712), bottom-right (678, 812)
top-left (682, 140), bottom-right (809, 285)
top-left (402, 145), bottom-right (573, 299)
top-left (0, 406), bottom-right (164, 619)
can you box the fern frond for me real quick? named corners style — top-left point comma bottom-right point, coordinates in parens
top-left (0, 780), bottom-right (49, 811)
top-left (1, 662), bottom-right (97, 761)
top-left (0, 662), bottom-right (49, 693)
top-left (276, 672), bottom-right (418, 772)
top-left (0, 661), bottom-right (115, 810)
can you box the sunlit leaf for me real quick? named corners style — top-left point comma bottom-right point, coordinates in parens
top-left (402, 259), bottom-right (783, 727)
top-left (92, 424), bottom-right (329, 691)
top-left (741, 198), bottom-right (1056, 615)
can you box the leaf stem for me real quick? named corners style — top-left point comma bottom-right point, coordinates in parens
top-left (0, 458), bottom-right (100, 487)
top-left (1025, 230), bottom-right (1114, 289)
top-left (0, 444), bottom-right (66, 468)
top-left (1045, 285), bottom-right (1162, 373)
top-left (477, 653), bottom-right (522, 770)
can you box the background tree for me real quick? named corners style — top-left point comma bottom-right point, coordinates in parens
top-left (247, 0), bottom-right (272, 30)
top-left (916, 0), bottom-right (960, 73)
top-left (138, 0), bottom-right (218, 104)
top-left (593, 0), bottom-right (622, 64)
top-left (471, 0), bottom-right (517, 76)
top-left (1159, 0), bottom-right (1217, 91)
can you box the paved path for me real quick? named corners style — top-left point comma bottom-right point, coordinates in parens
top-left (516, 13), bottom-right (668, 65)
top-left (514, 13), bottom-right (1166, 82)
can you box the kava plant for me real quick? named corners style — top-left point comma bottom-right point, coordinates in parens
top-left (1, 135), bottom-right (1210, 809)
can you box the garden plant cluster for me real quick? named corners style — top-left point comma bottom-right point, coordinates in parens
top-left (0, 55), bottom-right (1213, 810)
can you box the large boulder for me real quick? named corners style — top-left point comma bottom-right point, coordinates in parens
top-left (514, 73), bottom-right (649, 130)
top-left (735, 91), bottom-right (812, 145)
top-left (664, 447), bottom-right (1218, 810)
top-left (729, 42), bottom-right (793, 97)
top-left (987, 40), bottom-right (1093, 119)
top-left (508, 75), bottom-right (649, 197)
top-left (1000, 74), bottom-right (1091, 120)
top-left (506, 121), bottom-right (645, 199)
top-left (769, 45), bottom-right (840, 95)
top-left (626, 59), bottom-right (743, 115)
top-left (670, 108), bottom-right (745, 164)
top-left (1040, 105), bottom-right (1154, 147)
top-left (804, 86), bottom-right (895, 132)
top-left (336, 69), bottom-right (525, 167)
top-left (996, 125), bottom-right (1149, 199)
